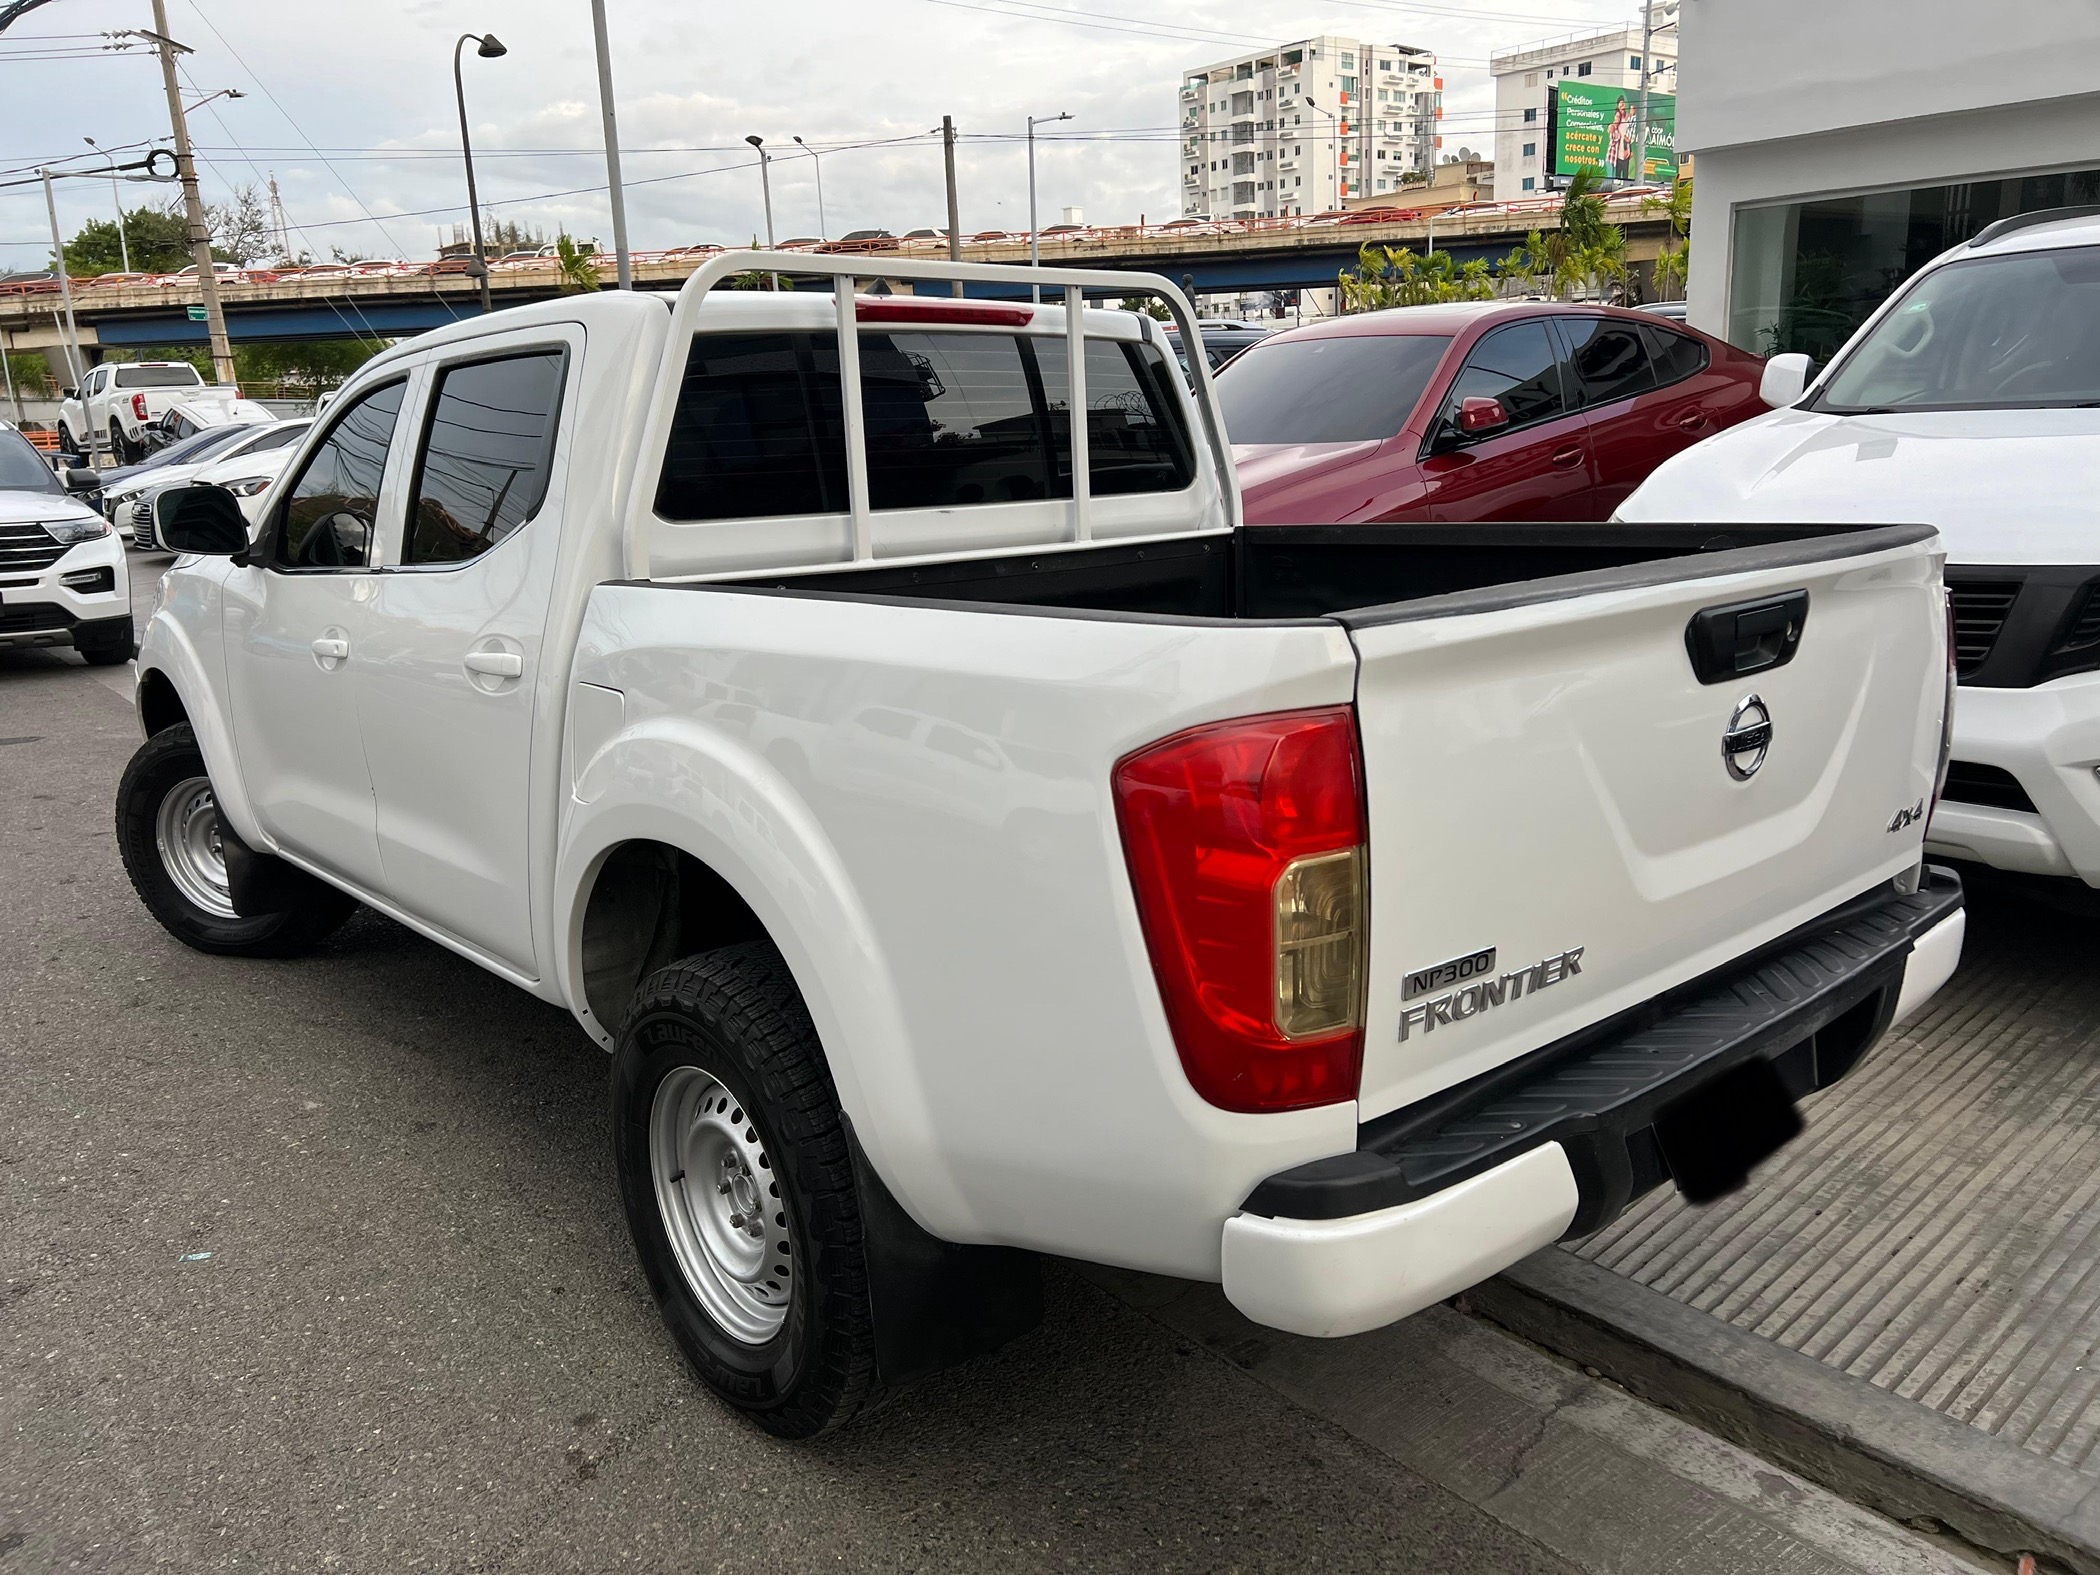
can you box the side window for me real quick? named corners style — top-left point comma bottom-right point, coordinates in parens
top-left (1639, 323), bottom-right (1710, 389)
top-left (403, 350), bottom-right (566, 565)
top-left (272, 380), bottom-right (407, 571)
top-left (1036, 338), bottom-right (1196, 496)
top-left (1441, 322), bottom-right (1567, 436)
top-left (241, 423), bottom-right (308, 456)
top-left (1561, 317), bottom-right (1656, 407)
top-left (656, 333), bottom-right (845, 522)
top-left (859, 331), bottom-right (1051, 510)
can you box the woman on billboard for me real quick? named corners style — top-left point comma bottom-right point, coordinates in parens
top-left (1606, 94), bottom-right (1637, 181)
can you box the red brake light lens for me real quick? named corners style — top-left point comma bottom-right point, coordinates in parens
top-left (131, 392), bottom-right (149, 422)
top-left (855, 300), bottom-right (1033, 328)
top-left (1113, 707), bottom-right (1367, 1113)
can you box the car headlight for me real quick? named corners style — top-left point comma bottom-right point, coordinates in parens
top-left (222, 476), bottom-right (273, 497)
top-left (44, 516), bottom-right (111, 545)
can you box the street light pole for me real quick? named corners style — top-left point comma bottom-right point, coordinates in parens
top-left (452, 31), bottom-right (507, 315)
top-left (1026, 110), bottom-right (1070, 302)
top-left (745, 136), bottom-right (777, 290)
top-left (38, 168), bottom-right (84, 392)
top-left (146, 0), bottom-right (234, 386)
top-left (1633, 0), bottom-right (1656, 188)
top-left (792, 135), bottom-right (826, 240)
top-left (83, 138), bottom-right (130, 273)
top-left (589, 0), bottom-right (632, 289)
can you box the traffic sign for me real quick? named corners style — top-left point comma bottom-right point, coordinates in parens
top-left (186, 305), bottom-right (207, 321)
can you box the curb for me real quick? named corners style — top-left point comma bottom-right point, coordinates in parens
top-left (1471, 1249), bottom-right (2100, 1574)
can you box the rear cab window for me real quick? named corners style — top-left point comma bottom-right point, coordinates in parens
top-left (652, 308), bottom-right (1200, 568)
top-left (115, 364), bottom-right (204, 390)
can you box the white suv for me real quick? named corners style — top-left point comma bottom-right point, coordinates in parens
top-left (1621, 206), bottom-right (2100, 893)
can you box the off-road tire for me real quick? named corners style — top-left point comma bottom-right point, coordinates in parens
top-left (115, 723), bottom-right (356, 957)
top-left (612, 942), bottom-right (880, 1439)
top-left (55, 421), bottom-right (77, 458)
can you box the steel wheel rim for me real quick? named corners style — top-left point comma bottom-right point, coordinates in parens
top-left (650, 1065), bottom-right (794, 1345)
top-left (155, 775), bottom-right (237, 920)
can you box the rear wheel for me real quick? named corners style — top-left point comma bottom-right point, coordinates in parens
top-left (116, 723), bottom-right (356, 956)
top-left (612, 942), bottom-right (880, 1438)
top-left (108, 420), bottom-right (133, 466)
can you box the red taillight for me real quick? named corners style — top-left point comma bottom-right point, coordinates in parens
top-left (131, 392), bottom-right (149, 422)
top-left (855, 300), bottom-right (1033, 327)
top-left (1113, 708), bottom-right (1367, 1114)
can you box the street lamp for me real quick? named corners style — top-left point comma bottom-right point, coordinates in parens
top-left (1026, 110), bottom-right (1071, 302)
top-left (745, 135), bottom-right (777, 289)
top-left (452, 31), bottom-right (506, 313)
top-left (1304, 100), bottom-right (1342, 207)
top-left (792, 135), bottom-right (826, 241)
top-left (81, 137), bottom-right (130, 273)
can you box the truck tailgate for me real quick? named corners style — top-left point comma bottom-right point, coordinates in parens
top-left (1345, 526), bottom-right (1946, 1122)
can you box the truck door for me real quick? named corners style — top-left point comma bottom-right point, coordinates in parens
top-left (221, 378), bottom-right (410, 891)
top-left (351, 341), bottom-right (572, 974)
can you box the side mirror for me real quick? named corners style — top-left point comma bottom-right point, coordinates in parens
top-left (61, 467), bottom-right (99, 494)
top-left (1760, 352), bottom-right (1813, 409)
top-left (1457, 395), bottom-right (1511, 436)
top-left (60, 386), bottom-right (76, 400)
top-left (154, 482), bottom-right (251, 557)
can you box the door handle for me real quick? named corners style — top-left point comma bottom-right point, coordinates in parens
top-left (464, 650), bottom-right (523, 679)
top-left (1551, 444), bottom-right (1585, 469)
top-left (1676, 410), bottom-right (1711, 433)
top-left (311, 637), bottom-right (349, 660)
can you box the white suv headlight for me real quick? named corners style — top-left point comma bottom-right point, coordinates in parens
top-left (221, 476), bottom-right (274, 497)
top-left (44, 516), bottom-right (111, 545)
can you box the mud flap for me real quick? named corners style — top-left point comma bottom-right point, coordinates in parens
top-left (220, 820), bottom-right (339, 918)
top-left (842, 1117), bottom-right (1043, 1389)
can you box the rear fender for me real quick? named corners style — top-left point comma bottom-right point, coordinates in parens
top-left (555, 715), bottom-right (973, 1241)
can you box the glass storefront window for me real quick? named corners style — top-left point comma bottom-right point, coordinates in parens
top-left (1728, 165), bottom-right (2100, 360)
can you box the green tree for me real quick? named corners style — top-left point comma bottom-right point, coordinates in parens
top-left (63, 203), bottom-right (194, 276)
top-left (1338, 243), bottom-right (1496, 313)
top-left (1643, 175), bottom-right (1692, 300)
top-left (233, 338), bottom-right (384, 392)
top-left (210, 184), bottom-right (274, 265)
top-left (1119, 295), bottom-right (1170, 320)
top-left (554, 232), bottom-right (599, 294)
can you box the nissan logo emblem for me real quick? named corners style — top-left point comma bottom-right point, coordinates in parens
top-left (1723, 694), bottom-right (1773, 781)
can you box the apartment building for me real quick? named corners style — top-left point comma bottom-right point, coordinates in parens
top-left (1489, 4), bottom-right (1677, 199)
top-left (1180, 37), bottom-right (1442, 220)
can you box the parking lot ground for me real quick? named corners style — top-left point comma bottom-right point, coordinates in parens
top-left (1478, 878), bottom-right (2100, 1573)
top-left (0, 603), bottom-right (1996, 1573)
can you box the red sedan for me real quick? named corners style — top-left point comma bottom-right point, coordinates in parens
top-left (1212, 301), bottom-right (1767, 523)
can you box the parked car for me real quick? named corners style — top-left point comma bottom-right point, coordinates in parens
top-left (144, 395), bottom-right (279, 454)
top-left (1637, 299), bottom-right (1690, 322)
top-left (0, 419), bottom-right (129, 663)
top-left (56, 361), bottom-right (245, 464)
top-left (1162, 318), bottom-right (1272, 377)
top-left (105, 417), bottom-right (299, 536)
top-left (129, 420), bottom-right (311, 547)
top-left (123, 254), bottom-right (1960, 1440)
top-left (1215, 301), bottom-right (1768, 524)
top-left (1619, 205), bottom-right (2100, 895)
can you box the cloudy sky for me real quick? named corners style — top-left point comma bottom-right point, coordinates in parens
top-left (0, 0), bottom-right (1627, 265)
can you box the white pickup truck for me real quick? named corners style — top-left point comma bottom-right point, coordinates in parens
top-left (121, 253), bottom-right (1965, 1439)
top-left (57, 359), bottom-right (242, 463)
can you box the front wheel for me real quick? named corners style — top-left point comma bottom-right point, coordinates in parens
top-left (56, 421), bottom-right (77, 458)
top-left (115, 723), bottom-right (356, 956)
top-left (612, 942), bottom-right (880, 1438)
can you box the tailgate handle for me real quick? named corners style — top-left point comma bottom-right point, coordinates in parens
top-left (1685, 590), bottom-right (1809, 685)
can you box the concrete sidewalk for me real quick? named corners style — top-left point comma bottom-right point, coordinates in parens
top-left (1478, 878), bottom-right (2100, 1573)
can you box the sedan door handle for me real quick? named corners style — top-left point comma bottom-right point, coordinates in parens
top-left (311, 637), bottom-right (350, 660)
top-left (1550, 444), bottom-right (1586, 469)
top-left (1676, 410), bottom-right (1711, 433)
top-left (464, 650), bottom-right (523, 679)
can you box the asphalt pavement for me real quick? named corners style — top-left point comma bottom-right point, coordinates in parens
top-left (0, 563), bottom-right (2000, 1573)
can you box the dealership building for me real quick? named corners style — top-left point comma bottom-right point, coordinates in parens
top-left (1681, 2), bottom-right (2100, 356)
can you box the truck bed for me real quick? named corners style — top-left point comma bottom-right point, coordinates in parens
top-left (707, 520), bottom-right (1896, 625)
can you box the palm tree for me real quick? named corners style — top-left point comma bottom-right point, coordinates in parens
top-left (554, 233), bottom-right (599, 294)
top-left (1643, 175), bottom-right (1692, 300)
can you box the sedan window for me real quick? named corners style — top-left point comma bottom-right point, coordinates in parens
top-left (1560, 318), bottom-right (1656, 407)
top-left (1214, 334), bottom-right (1452, 444)
top-left (1440, 322), bottom-right (1567, 434)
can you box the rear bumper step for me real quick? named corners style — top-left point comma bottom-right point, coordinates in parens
top-left (1221, 869), bottom-right (1964, 1338)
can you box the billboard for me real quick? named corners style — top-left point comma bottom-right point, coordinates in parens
top-left (1551, 81), bottom-right (1677, 184)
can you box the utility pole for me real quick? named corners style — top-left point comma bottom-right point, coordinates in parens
top-left (589, 0), bottom-right (632, 288)
top-left (942, 116), bottom-right (963, 297)
top-left (745, 136), bottom-right (777, 290)
top-left (1633, 0), bottom-right (1656, 188)
top-left (146, 0), bottom-right (233, 385)
top-left (39, 170), bottom-right (85, 393)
